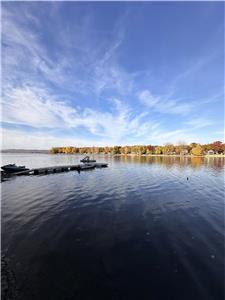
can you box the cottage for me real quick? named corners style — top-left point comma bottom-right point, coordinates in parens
top-left (206, 150), bottom-right (214, 155)
top-left (180, 149), bottom-right (189, 156)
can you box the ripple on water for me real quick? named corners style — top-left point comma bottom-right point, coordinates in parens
top-left (1, 155), bottom-right (224, 300)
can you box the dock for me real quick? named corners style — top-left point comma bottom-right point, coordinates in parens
top-left (1, 163), bottom-right (108, 181)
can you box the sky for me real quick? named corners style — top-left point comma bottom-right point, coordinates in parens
top-left (1, 1), bottom-right (224, 149)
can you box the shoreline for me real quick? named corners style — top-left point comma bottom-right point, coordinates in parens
top-left (1, 152), bottom-right (224, 158)
top-left (49, 153), bottom-right (224, 158)
top-left (113, 154), bottom-right (225, 158)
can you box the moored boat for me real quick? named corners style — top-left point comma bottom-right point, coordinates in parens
top-left (1, 164), bottom-right (30, 173)
top-left (78, 164), bottom-right (96, 171)
top-left (80, 156), bottom-right (96, 163)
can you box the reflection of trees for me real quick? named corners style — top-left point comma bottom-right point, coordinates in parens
top-left (205, 157), bottom-right (225, 173)
top-left (148, 156), bottom-right (190, 169)
top-left (116, 156), bottom-right (225, 172)
top-left (190, 157), bottom-right (204, 169)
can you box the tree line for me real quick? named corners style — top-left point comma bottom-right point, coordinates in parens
top-left (49, 141), bottom-right (224, 156)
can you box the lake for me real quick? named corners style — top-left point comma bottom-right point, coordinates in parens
top-left (1, 154), bottom-right (225, 300)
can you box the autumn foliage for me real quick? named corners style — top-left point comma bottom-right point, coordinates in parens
top-left (191, 145), bottom-right (203, 156)
top-left (49, 141), bottom-right (224, 156)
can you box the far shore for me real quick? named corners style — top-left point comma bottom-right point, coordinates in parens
top-left (112, 154), bottom-right (225, 158)
top-left (50, 153), bottom-right (224, 158)
top-left (1, 150), bottom-right (224, 158)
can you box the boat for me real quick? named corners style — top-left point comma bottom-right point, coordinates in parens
top-left (80, 156), bottom-right (96, 163)
top-left (1, 164), bottom-right (30, 173)
top-left (78, 164), bottom-right (96, 171)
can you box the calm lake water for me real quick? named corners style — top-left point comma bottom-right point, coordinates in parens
top-left (1, 154), bottom-right (225, 300)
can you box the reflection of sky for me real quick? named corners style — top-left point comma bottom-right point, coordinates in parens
top-left (2, 153), bottom-right (224, 300)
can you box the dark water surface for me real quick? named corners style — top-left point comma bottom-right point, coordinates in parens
top-left (1, 154), bottom-right (225, 300)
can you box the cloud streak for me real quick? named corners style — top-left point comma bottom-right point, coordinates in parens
top-left (2, 3), bottom-right (133, 98)
top-left (138, 90), bottom-right (192, 115)
top-left (2, 85), bottom-right (160, 146)
top-left (1, 2), bottom-right (223, 149)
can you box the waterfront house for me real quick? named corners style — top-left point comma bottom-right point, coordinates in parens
top-left (206, 150), bottom-right (215, 155)
top-left (180, 149), bottom-right (189, 156)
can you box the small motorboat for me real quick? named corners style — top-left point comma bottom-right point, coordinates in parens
top-left (80, 156), bottom-right (96, 163)
top-left (77, 164), bottom-right (96, 171)
top-left (1, 164), bottom-right (30, 173)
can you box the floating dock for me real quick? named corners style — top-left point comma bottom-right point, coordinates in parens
top-left (1, 163), bottom-right (108, 181)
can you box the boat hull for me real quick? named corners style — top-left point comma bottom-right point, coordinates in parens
top-left (80, 160), bottom-right (96, 163)
top-left (78, 165), bottom-right (95, 170)
top-left (1, 165), bottom-right (29, 173)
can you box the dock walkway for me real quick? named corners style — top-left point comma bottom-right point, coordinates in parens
top-left (1, 163), bottom-right (108, 180)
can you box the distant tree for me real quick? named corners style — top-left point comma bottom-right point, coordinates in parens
top-left (49, 141), bottom-right (224, 156)
top-left (104, 146), bottom-right (110, 154)
top-left (50, 147), bottom-right (59, 154)
top-left (95, 147), bottom-right (100, 154)
top-left (155, 146), bottom-right (163, 154)
top-left (222, 144), bottom-right (225, 154)
top-left (191, 145), bottom-right (203, 156)
top-left (79, 148), bottom-right (87, 154)
top-left (112, 146), bottom-right (121, 154)
top-left (131, 146), bottom-right (138, 154)
top-left (125, 146), bottom-right (131, 154)
top-left (146, 145), bottom-right (155, 154)
top-left (65, 146), bottom-right (74, 154)
top-left (163, 143), bottom-right (175, 154)
top-left (139, 146), bottom-right (146, 154)
top-left (121, 146), bottom-right (131, 155)
top-left (190, 143), bottom-right (197, 149)
top-left (175, 141), bottom-right (187, 155)
top-left (211, 141), bottom-right (223, 153)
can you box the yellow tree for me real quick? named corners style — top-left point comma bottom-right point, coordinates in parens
top-left (191, 145), bottom-right (203, 156)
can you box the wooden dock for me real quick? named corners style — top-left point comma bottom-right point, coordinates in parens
top-left (1, 163), bottom-right (108, 180)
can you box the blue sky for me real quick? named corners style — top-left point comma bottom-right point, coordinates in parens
top-left (2, 2), bottom-right (224, 149)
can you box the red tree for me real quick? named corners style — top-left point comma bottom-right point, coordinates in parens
top-left (211, 141), bottom-right (223, 153)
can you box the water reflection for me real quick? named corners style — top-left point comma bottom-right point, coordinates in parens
top-left (113, 154), bottom-right (225, 172)
top-left (1, 154), bottom-right (224, 300)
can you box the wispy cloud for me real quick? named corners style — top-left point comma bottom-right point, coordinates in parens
top-left (138, 90), bottom-right (192, 115)
top-left (2, 2), bottom-right (223, 149)
top-left (2, 3), bottom-right (133, 98)
top-left (2, 5), bottom-right (82, 92)
top-left (186, 118), bottom-right (213, 129)
top-left (1, 3), bottom-right (160, 147)
top-left (2, 85), bottom-right (160, 146)
top-left (2, 87), bottom-right (78, 129)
